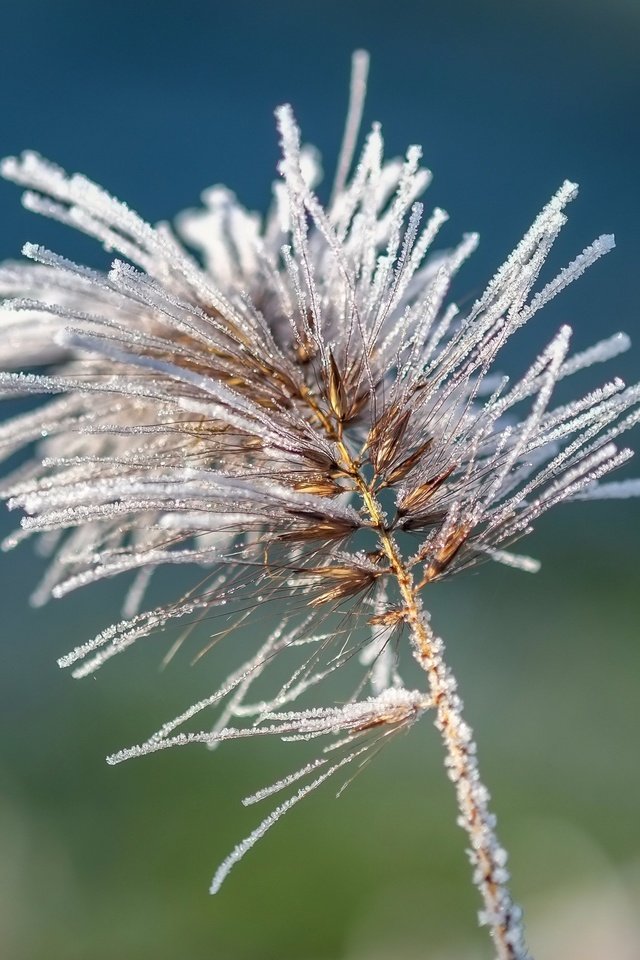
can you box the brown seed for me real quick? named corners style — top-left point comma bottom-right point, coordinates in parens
top-left (371, 410), bottom-right (411, 473)
top-left (384, 438), bottom-right (434, 486)
top-left (278, 518), bottom-right (356, 542)
top-left (307, 565), bottom-right (377, 606)
top-left (400, 509), bottom-right (448, 532)
top-left (423, 524), bottom-right (470, 582)
top-left (345, 385), bottom-right (371, 422)
top-left (327, 351), bottom-right (348, 421)
top-left (293, 477), bottom-right (344, 497)
top-left (295, 339), bottom-right (316, 364)
top-left (365, 402), bottom-right (399, 450)
top-left (368, 608), bottom-right (406, 627)
top-left (398, 464), bottom-right (457, 514)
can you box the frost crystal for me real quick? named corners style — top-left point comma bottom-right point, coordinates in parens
top-left (1, 50), bottom-right (637, 960)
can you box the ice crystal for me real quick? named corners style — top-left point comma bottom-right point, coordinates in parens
top-left (1, 49), bottom-right (638, 960)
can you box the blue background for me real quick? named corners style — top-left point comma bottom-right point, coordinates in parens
top-left (1, 2), bottom-right (639, 958)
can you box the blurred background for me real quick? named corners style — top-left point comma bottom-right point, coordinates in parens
top-left (0, 1), bottom-right (639, 958)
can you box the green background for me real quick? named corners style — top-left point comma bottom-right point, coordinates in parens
top-left (0, 2), bottom-right (638, 958)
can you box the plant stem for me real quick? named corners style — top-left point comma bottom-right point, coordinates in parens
top-left (381, 528), bottom-right (529, 958)
top-left (302, 388), bottom-right (531, 957)
top-left (406, 604), bottom-right (530, 960)
top-left (335, 435), bottom-right (530, 960)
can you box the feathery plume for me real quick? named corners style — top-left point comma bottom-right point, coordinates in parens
top-left (1, 50), bottom-right (638, 960)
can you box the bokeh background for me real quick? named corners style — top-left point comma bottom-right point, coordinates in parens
top-left (1, 2), bottom-right (639, 958)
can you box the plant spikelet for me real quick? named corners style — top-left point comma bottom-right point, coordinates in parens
top-left (1, 49), bottom-right (638, 960)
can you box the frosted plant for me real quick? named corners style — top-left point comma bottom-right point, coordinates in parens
top-left (0, 49), bottom-right (638, 960)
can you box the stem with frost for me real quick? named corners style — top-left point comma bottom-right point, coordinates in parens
top-left (342, 434), bottom-right (530, 960)
top-left (408, 607), bottom-right (528, 960)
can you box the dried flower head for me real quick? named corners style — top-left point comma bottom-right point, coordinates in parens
top-left (1, 50), bottom-right (638, 960)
